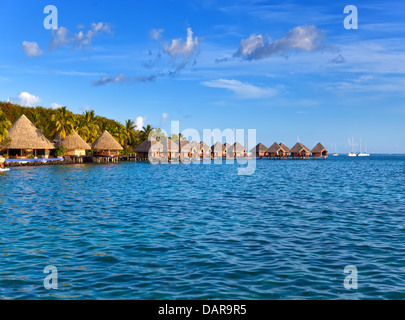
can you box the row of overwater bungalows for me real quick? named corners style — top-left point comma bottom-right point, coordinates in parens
top-left (1, 114), bottom-right (328, 163)
top-left (1, 114), bottom-right (123, 163)
top-left (134, 138), bottom-right (328, 161)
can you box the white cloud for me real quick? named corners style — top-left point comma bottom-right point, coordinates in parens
top-left (163, 27), bottom-right (199, 60)
top-left (50, 27), bottom-right (71, 50)
top-left (50, 102), bottom-right (62, 109)
top-left (77, 22), bottom-right (111, 48)
top-left (150, 28), bottom-right (164, 40)
top-left (160, 113), bottom-right (169, 125)
top-left (201, 79), bottom-right (277, 99)
top-left (8, 92), bottom-right (41, 106)
top-left (50, 23), bottom-right (111, 50)
top-left (234, 25), bottom-right (326, 60)
top-left (92, 73), bottom-right (126, 86)
top-left (22, 41), bottom-right (43, 57)
top-left (135, 116), bottom-right (145, 130)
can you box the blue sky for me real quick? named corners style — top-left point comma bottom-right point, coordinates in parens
top-left (1, 0), bottom-right (404, 153)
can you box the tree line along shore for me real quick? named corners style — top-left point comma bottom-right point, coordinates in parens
top-left (0, 103), bottom-right (328, 167)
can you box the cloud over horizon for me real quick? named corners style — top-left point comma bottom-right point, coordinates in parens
top-left (8, 92), bottom-right (41, 106)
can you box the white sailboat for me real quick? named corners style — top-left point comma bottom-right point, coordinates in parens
top-left (357, 139), bottom-right (370, 157)
top-left (347, 137), bottom-right (357, 157)
top-left (333, 144), bottom-right (338, 156)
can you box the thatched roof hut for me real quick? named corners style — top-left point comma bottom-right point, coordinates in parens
top-left (54, 131), bottom-right (91, 157)
top-left (267, 142), bottom-right (290, 158)
top-left (6, 114), bottom-right (55, 150)
top-left (200, 141), bottom-right (211, 151)
top-left (54, 132), bottom-right (91, 150)
top-left (279, 143), bottom-right (291, 154)
top-left (311, 142), bottom-right (328, 158)
top-left (160, 138), bottom-right (179, 161)
top-left (161, 137), bottom-right (179, 152)
top-left (178, 139), bottom-right (190, 152)
top-left (267, 142), bottom-right (282, 156)
top-left (134, 138), bottom-right (163, 159)
top-left (92, 130), bottom-right (123, 151)
top-left (180, 140), bottom-right (199, 160)
top-left (227, 142), bottom-right (246, 158)
top-left (290, 142), bottom-right (311, 158)
top-left (211, 141), bottom-right (223, 158)
top-left (199, 141), bottom-right (211, 158)
top-left (249, 143), bottom-right (268, 157)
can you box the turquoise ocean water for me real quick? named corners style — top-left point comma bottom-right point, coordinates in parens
top-left (0, 155), bottom-right (404, 299)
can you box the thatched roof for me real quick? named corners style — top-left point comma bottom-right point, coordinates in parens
top-left (290, 142), bottom-right (310, 153)
top-left (181, 141), bottom-right (199, 153)
top-left (6, 114), bottom-right (55, 149)
top-left (211, 141), bottom-right (224, 152)
top-left (54, 132), bottom-right (91, 150)
top-left (279, 143), bottom-right (291, 153)
top-left (134, 138), bottom-right (162, 153)
top-left (200, 141), bottom-right (211, 152)
top-left (92, 130), bottom-right (123, 150)
top-left (161, 138), bottom-right (179, 152)
top-left (223, 142), bottom-right (232, 151)
top-left (249, 143), bottom-right (268, 153)
top-left (228, 142), bottom-right (245, 153)
top-left (312, 142), bottom-right (328, 153)
top-left (178, 139), bottom-right (190, 151)
top-left (267, 142), bottom-right (282, 154)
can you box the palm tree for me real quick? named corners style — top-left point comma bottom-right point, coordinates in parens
top-left (125, 119), bottom-right (136, 146)
top-left (110, 124), bottom-right (127, 147)
top-left (83, 110), bottom-right (100, 142)
top-left (142, 125), bottom-right (153, 138)
top-left (73, 115), bottom-right (90, 142)
top-left (0, 109), bottom-right (11, 142)
top-left (49, 107), bottom-right (75, 139)
top-left (150, 128), bottom-right (165, 142)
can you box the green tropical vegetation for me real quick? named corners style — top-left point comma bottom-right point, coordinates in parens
top-left (0, 101), bottom-right (167, 151)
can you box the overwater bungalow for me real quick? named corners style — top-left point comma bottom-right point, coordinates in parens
top-left (2, 114), bottom-right (55, 158)
top-left (249, 143), bottom-right (268, 158)
top-left (161, 137), bottom-right (179, 161)
top-left (133, 138), bottom-right (163, 161)
top-left (279, 143), bottom-right (291, 157)
top-left (211, 142), bottom-right (224, 159)
top-left (227, 142), bottom-right (246, 158)
top-left (53, 132), bottom-right (91, 162)
top-left (189, 140), bottom-right (201, 160)
top-left (290, 142), bottom-right (311, 159)
top-left (179, 140), bottom-right (199, 161)
top-left (311, 142), bottom-right (328, 158)
top-left (200, 141), bottom-right (211, 159)
top-left (92, 130), bottom-right (123, 162)
top-left (223, 142), bottom-right (232, 158)
top-left (267, 142), bottom-right (290, 159)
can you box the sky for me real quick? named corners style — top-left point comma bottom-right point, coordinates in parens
top-left (0, 0), bottom-right (404, 153)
